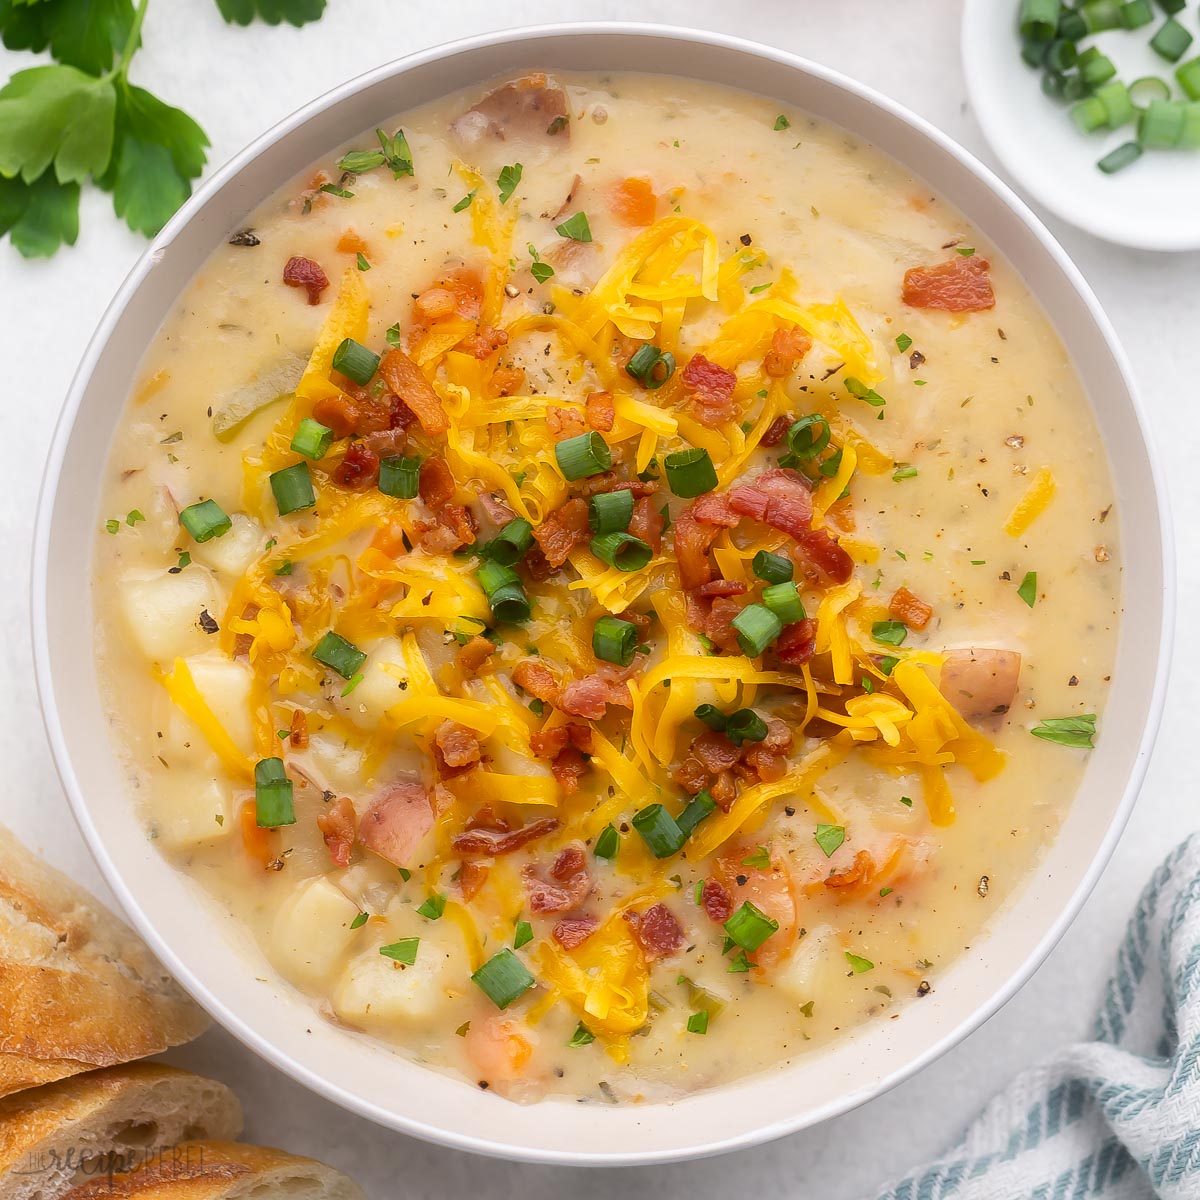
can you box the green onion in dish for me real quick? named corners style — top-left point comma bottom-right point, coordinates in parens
top-left (752, 550), bottom-right (794, 584)
top-left (555, 431), bottom-right (612, 480)
top-left (1139, 97), bottom-right (1187, 146)
top-left (1098, 140), bottom-right (1144, 172)
top-left (631, 804), bottom-right (687, 858)
top-left (311, 631), bottom-right (367, 679)
top-left (590, 531), bottom-right (653, 572)
top-left (724, 901), bottom-right (779, 953)
top-left (254, 757), bottom-right (295, 828)
top-left (588, 489), bottom-right (633, 534)
top-left (1176, 57), bottom-right (1200, 100)
top-left (483, 518), bottom-right (534, 565)
top-left (676, 790), bottom-right (717, 838)
top-left (1150, 16), bottom-right (1193, 62)
top-left (785, 414), bottom-right (832, 460)
top-left (725, 708), bottom-right (768, 746)
top-left (1119, 0), bottom-right (1154, 28)
top-left (471, 949), bottom-right (535, 1010)
top-left (290, 417), bottom-right (334, 460)
top-left (730, 603), bottom-right (782, 657)
top-left (625, 344), bottom-right (676, 390)
top-left (761, 581), bottom-right (806, 625)
top-left (593, 824), bottom-right (620, 859)
top-left (1129, 74), bottom-right (1172, 106)
top-left (694, 704), bottom-right (727, 731)
top-left (1081, 0), bottom-right (1122, 33)
top-left (664, 447), bottom-right (718, 497)
top-left (179, 499), bottom-right (231, 543)
top-left (269, 463), bottom-right (316, 516)
top-left (592, 615), bottom-right (638, 667)
top-left (378, 454), bottom-right (421, 499)
top-left (330, 338), bottom-right (380, 387)
top-left (1020, 0), bottom-right (1063, 40)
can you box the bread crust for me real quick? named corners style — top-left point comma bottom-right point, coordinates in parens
top-left (0, 826), bottom-right (209, 1098)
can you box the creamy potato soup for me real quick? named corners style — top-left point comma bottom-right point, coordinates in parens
top-left (94, 72), bottom-right (1120, 1103)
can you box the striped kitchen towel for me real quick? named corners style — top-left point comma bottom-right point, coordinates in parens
top-left (874, 836), bottom-right (1200, 1200)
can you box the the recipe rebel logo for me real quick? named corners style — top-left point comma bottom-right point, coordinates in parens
top-left (11, 1141), bottom-right (211, 1187)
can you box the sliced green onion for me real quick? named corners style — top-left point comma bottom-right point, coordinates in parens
top-left (1063, 74), bottom-right (1091, 101)
top-left (752, 550), bottom-right (794, 584)
top-left (1151, 16), bottom-right (1193, 62)
top-left (1158, 0), bottom-right (1186, 12)
top-left (1058, 8), bottom-right (1087, 38)
top-left (694, 704), bottom-right (727, 731)
top-left (378, 454), bottom-right (421, 499)
top-left (1094, 80), bottom-right (1134, 127)
top-left (588, 489), bottom-right (633, 534)
top-left (514, 921), bottom-right (533, 949)
top-left (786, 415), bottom-right (832, 460)
top-left (555, 431), bottom-right (612, 480)
top-left (625, 344), bottom-right (676, 390)
top-left (724, 901), bottom-right (779, 953)
top-left (730, 603), bottom-right (782, 657)
top-left (488, 584), bottom-right (531, 624)
top-left (379, 937), bottom-right (420, 965)
top-left (1179, 101), bottom-right (1200, 149)
top-left (631, 803), bottom-right (687, 858)
top-left (1077, 46), bottom-right (1117, 86)
top-left (1176, 57), bottom-right (1200, 99)
top-left (1020, 0), bottom-right (1062, 40)
top-left (483, 518), bottom-right (534, 565)
top-left (269, 462), bottom-right (316, 515)
top-left (676, 790), bottom-right (717, 838)
top-left (1130, 74), bottom-right (1172, 105)
top-left (686, 1010), bottom-right (710, 1035)
top-left (871, 620), bottom-right (908, 647)
top-left (1081, 0), bottom-right (1122, 32)
top-left (593, 615), bottom-right (638, 667)
top-left (1022, 36), bottom-right (1048, 66)
top-left (330, 338), bottom-right (380, 387)
top-left (1098, 140), bottom-right (1144, 172)
top-left (761, 582), bottom-right (806, 626)
top-left (725, 708), bottom-right (768, 746)
top-left (312, 631), bottom-right (367, 679)
top-left (593, 824), bottom-right (620, 859)
top-left (1120, 0), bottom-right (1155, 28)
top-left (663, 447), bottom-right (717, 497)
top-left (1070, 96), bottom-right (1109, 133)
top-left (179, 499), bottom-right (232, 543)
top-left (471, 949), bottom-right (536, 1009)
top-left (1139, 98), bottom-right (1186, 146)
top-left (590, 531), bottom-right (652, 572)
top-left (254, 757), bottom-right (295, 827)
top-left (1043, 38), bottom-right (1078, 71)
top-left (290, 417), bottom-right (334, 460)
top-left (1042, 70), bottom-right (1070, 99)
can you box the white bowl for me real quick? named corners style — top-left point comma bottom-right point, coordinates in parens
top-left (32, 23), bottom-right (1173, 1166)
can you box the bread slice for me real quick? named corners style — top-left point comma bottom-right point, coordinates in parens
top-left (60, 1142), bottom-right (366, 1200)
top-left (0, 1064), bottom-right (242, 1200)
top-left (0, 825), bottom-right (209, 1098)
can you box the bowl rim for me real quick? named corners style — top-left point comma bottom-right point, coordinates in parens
top-left (31, 21), bottom-right (1175, 1166)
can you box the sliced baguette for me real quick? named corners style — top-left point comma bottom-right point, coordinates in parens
top-left (0, 825), bottom-right (209, 1098)
top-left (60, 1142), bottom-right (365, 1200)
top-left (0, 1064), bottom-right (242, 1200)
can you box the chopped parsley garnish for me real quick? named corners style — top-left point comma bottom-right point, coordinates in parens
top-left (104, 519), bottom-right (119, 535)
top-left (900, 796), bottom-right (914, 807)
top-left (871, 620), bottom-right (907, 647)
top-left (1017, 570), bottom-right (1038, 608)
top-left (555, 211), bottom-right (593, 242)
top-left (569, 1022), bottom-right (595, 1047)
top-left (527, 241), bottom-right (555, 283)
top-left (773, 114), bottom-right (791, 130)
top-left (686, 1011), bottom-right (710, 1035)
top-left (497, 162), bottom-right (523, 205)
top-left (741, 846), bottom-right (771, 870)
top-left (892, 465), bottom-right (919, 481)
top-left (814, 823), bottom-right (845, 857)
top-left (845, 951), bottom-right (875, 973)
top-left (1031, 714), bottom-right (1097, 749)
top-left (379, 937), bottom-right (420, 965)
top-left (319, 183), bottom-right (354, 199)
top-left (350, 912), bottom-right (368, 930)
top-left (356, 252), bottom-right (370, 271)
top-left (386, 322), bottom-right (402, 348)
top-left (513, 920), bottom-right (533, 950)
top-left (416, 893), bottom-right (447, 920)
top-left (452, 190), bottom-right (476, 213)
top-left (895, 333), bottom-right (913, 353)
top-left (845, 377), bottom-right (886, 407)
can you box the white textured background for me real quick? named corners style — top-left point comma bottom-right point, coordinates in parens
top-left (1, 2), bottom-right (1196, 1195)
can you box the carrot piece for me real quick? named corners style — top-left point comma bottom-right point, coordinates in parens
top-left (889, 586), bottom-right (933, 630)
top-left (239, 798), bottom-right (275, 868)
top-left (607, 177), bottom-right (657, 227)
top-left (336, 228), bottom-right (369, 255)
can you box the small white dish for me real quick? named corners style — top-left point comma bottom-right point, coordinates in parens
top-left (964, 0), bottom-right (1200, 250)
top-left (33, 22), bottom-right (1173, 1165)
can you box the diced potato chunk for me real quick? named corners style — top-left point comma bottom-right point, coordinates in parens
top-left (267, 876), bottom-right (361, 989)
top-left (189, 513), bottom-right (264, 579)
top-left (163, 654), bottom-right (255, 758)
top-left (332, 933), bottom-right (454, 1027)
top-left (773, 923), bottom-right (838, 1005)
top-left (152, 774), bottom-right (234, 850)
top-left (118, 569), bottom-right (221, 663)
top-left (334, 637), bottom-right (408, 728)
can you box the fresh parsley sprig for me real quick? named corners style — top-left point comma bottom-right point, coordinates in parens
top-left (0, 0), bottom-right (327, 257)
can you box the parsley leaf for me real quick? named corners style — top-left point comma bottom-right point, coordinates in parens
top-left (1017, 570), bottom-right (1037, 608)
top-left (741, 845), bottom-right (771, 870)
top-left (0, 65), bottom-right (116, 184)
top-left (555, 211), bottom-right (592, 242)
top-left (0, 171), bottom-right (79, 256)
top-left (871, 620), bottom-right (907, 647)
top-left (214, 0), bottom-right (327, 26)
top-left (845, 951), bottom-right (874, 973)
top-left (814, 823), bottom-right (845, 857)
top-left (2, 0), bottom-right (136, 74)
top-left (497, 162), bottom-right (522, 205)
top-left (1031, 714), bottom-right (1097, 749)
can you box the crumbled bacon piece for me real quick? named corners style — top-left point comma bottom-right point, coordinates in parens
top-left (559, 666), bottom-right (635, 721)
top-left (672, 509), bottom-right (720, 590)
top-left (415, 287), bottom-right (458, 320)
top-left (702, 596), bottom-right (747, 655)
top-left (825, 850), bottom-right (876, 890)
top-left (729, 469), bottom-right (814, 539)
top-left (550, 747), bottom-right (589, 795)
top-left (452, 816), bottom-right (561, 857)
top-left (763, 325), bottom-right (812, 377)
top-left (458, 859), bottom-right (490, 902)
top-left (378, 348), bottom-right (449, 435)
top-left (743, 744), bottom-right (787, 783)
top-left (576, 472), bottom-right (658, 498)
top-left (491, 365), bottom-right (526, 396)
top-left (682, 353), bottom-right (738, 426)
top-left (585, 390), bottom-right (616, 432)
top-left (795, 527), bottom-right (854, 584)
top-left (458, 635), bottom-right (496, 673)
top-left (697, 578), bottom-right (747, 599)
top-left (283, 255), bottom-right (329, 304)
top-left (552, 915), bottom-right (599, 950)
top-left (333, 441), bottom-right (380, 490)
top-left (513, 657), bottom-right (561, 703)
top-left (311, 393), bottom-right (360, 440)
top-left (701, 879), bottom-right (733, 923)
top-left (523, 846), bottom-right (591, 913)
top-left (890, 586), bottom-right (933, 630)
top-left (530, 723), bottom-right (593, 759)
top-left (762, 717), bottom-right (793, 754)
top-left (624, 903), bottom-right (684, 960)
top-left (691, 491), bottom-right (740, 527)
top-left (532, 498), bottom-right (589, 568)
top-left (711, 769), bottom-right (738, 811)
top-left (460, 325), bottom-right (509, 360)
top-left (316, 797), bottom-right (356, 869)
top-left (673, 755), bottom-right (709, 796)
top-left (547, 407), bottom-right (587, 439)
top-left (628, 495), bottom-right (664, 554)
top-left (522, 545), bottom-right (554, 582)
top-left (902, 255), bottom-right (995, 312)
top-left (288, 709), bottom-right (309, 749)
top-left (774, 618), bottom-right (817, 667)
top-left (691, 730), bottom-right (741, 774)
top-left (363, 427), bottom-right (408, 458)
top-left (437, 502), bottom-right (477, 546)
top-left (435, 721), bottom-right (481, 769)
top-left (761, 414), bottom-right (794, 447)
top-left (418, 457), bottom-right (456, 508)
